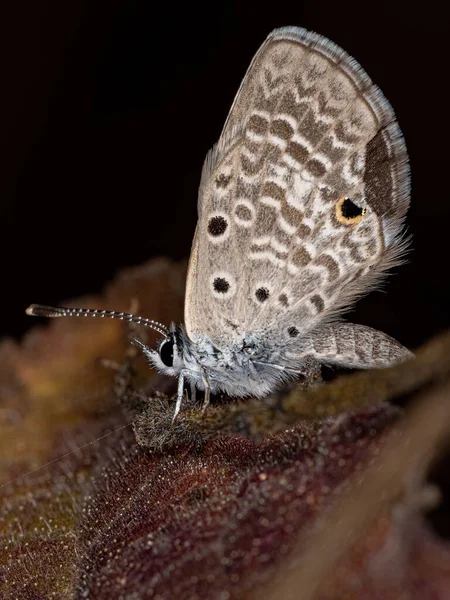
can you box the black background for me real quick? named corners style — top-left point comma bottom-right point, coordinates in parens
top-left (1, 0), bottom-right (449, 345)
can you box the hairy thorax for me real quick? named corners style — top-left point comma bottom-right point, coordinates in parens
top-left (182, 332), bottom-right (300, 397)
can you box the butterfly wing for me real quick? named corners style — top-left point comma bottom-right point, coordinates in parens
top-left (185, 27), bottom-right (409, 357)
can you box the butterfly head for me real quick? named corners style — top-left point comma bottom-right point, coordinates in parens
top-left (143, 325), bottom-right (186, 378)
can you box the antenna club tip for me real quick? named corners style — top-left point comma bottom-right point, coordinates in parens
top-left (26, 304), bottom-right (39, 316)
top-left (26, 304), bottom-right (62, 318)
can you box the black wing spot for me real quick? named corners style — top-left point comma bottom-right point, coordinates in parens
top-left (213, 277), bottom-right (230, 294)
top-left (255, 287), bottom-right (270, 302)
top-left (208, 215), bottom-right (228, 237)
top-left (288, 326), bottom-right (299, 338)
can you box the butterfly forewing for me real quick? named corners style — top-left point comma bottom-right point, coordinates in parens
top-left (185, 27), bottom-right (409, 351)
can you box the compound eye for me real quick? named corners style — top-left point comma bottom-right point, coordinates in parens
top-left (159, 339), bottom-right (174, 367)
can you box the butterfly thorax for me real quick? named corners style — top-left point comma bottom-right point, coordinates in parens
top-left (151, 325), bottom-right (300, 398)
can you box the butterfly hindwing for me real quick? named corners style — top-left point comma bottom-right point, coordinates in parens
top-left (185, 27), bottom-right (409, 352)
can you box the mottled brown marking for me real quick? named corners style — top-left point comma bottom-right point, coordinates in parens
top-left (335, 122), bottom-right (360, 144)
top-left (270, 119), bottom-right (294, 141)
top-left (304, 203), bottom-right (317, 219)
top-left (353, 267), bottom-right (365, 280)
top-left (286, 140), bottom-right (309, 165)
top-left (364, 129), bottom-right (393, 215)
top-left (263, 67), bottom-right (278, 87)
top-left (318, 91), bottom-right (340, 118)
top-left (263, 181), bottom-right (286, 202)
top-left (306, 158), bottom-right (327, 177)
top-left (312, 334), bottom-right (335, 356)
top-left (319, 185), bottom-right (341, 205)
top-left (274, 228), bottom-right (292, 247)
top-left (243, 138), bottom-right (261, 155)
top-left (352, 327), bottom-right (373, 361)
top-left (267, 142), bottom-right (282, 163)
top-left (335, 328), bottom-right (350, 356)
top-left (241, 155), bottom-right (263, 177)
top-left (255, 203), bottom-right (276, 236)
top-left (329, 79), bottom-right (347, 102)
top-left (281, 201), bottom-right (302, 227)
top-left (293, 74), bottom-right (309, 95)
top-left (234, 203), bottom-right (253, 222)
top-left (297, 108), bottom-right (328, 146)
top-left (247, 114), bottom-right (269, 136)
top-left (292, 246), bottom-right (312, 267)
top-left (297, 223), bottom-right (312, 238)
top-left (271, 48), bottom-right (290, 69)
top-left (215, 174), bottom-right (232, 188)
top-left (307, 61), bottom-right (327, 83)
top-left (250, 244), bottom-right (287, 259)
top-left (315, 254), bottom-right (340, 280)
top-left (278, 90), bottom-right (300, 117)
top-left (318, 136), bottom-right (346, 163)
top-left (322, 172), bottom-right (349, 203)
top-left (342, 231), bottom-right (358, 250)
top-left (349, 244), bottom-right (367, 264)
top-left (236, 177), bottom-right (260, 202)
top-left (310, 294), bottom-right (325, 313)
top-left (279, 293), bottom-right (289, 307)
top-left (254, 86), bottom-right (280, 113)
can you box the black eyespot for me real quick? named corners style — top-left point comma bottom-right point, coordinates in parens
top-left (341, 198), bottom-right (364, 218)
top-left (213, 277), bottom-right (230, 293)
top-left (255, 287), bottom-right (270, 302)
top-left (336, 196), bottom-right (367, 224)
top-left (159, 339), bottom-right (174, 367)
top-left (208, 215), bottom-right (228, 237)
top-left (288, 326), bottom-right (299, 337)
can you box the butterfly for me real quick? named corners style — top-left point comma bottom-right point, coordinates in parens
top-left (27, 26), bottom-right (413, 420)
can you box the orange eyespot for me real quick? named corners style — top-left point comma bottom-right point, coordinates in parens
top-left (335, 196), bottom-right (367, 225)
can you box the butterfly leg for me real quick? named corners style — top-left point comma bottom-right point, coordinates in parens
top-left (300, 356), bottom-right (323, 386)
top-left (190, 381), bottom-right (197, 403)
top-left (200, 371), bottom-right (211, 414)
top-left (173, 369), bottom-right (188, 422)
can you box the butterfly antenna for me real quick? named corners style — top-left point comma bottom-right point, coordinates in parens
top-left (26, 304), bottom-right (169, 336)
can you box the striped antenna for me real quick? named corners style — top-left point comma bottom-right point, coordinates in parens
top-left (26, 304), bottom-right (169, 337)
